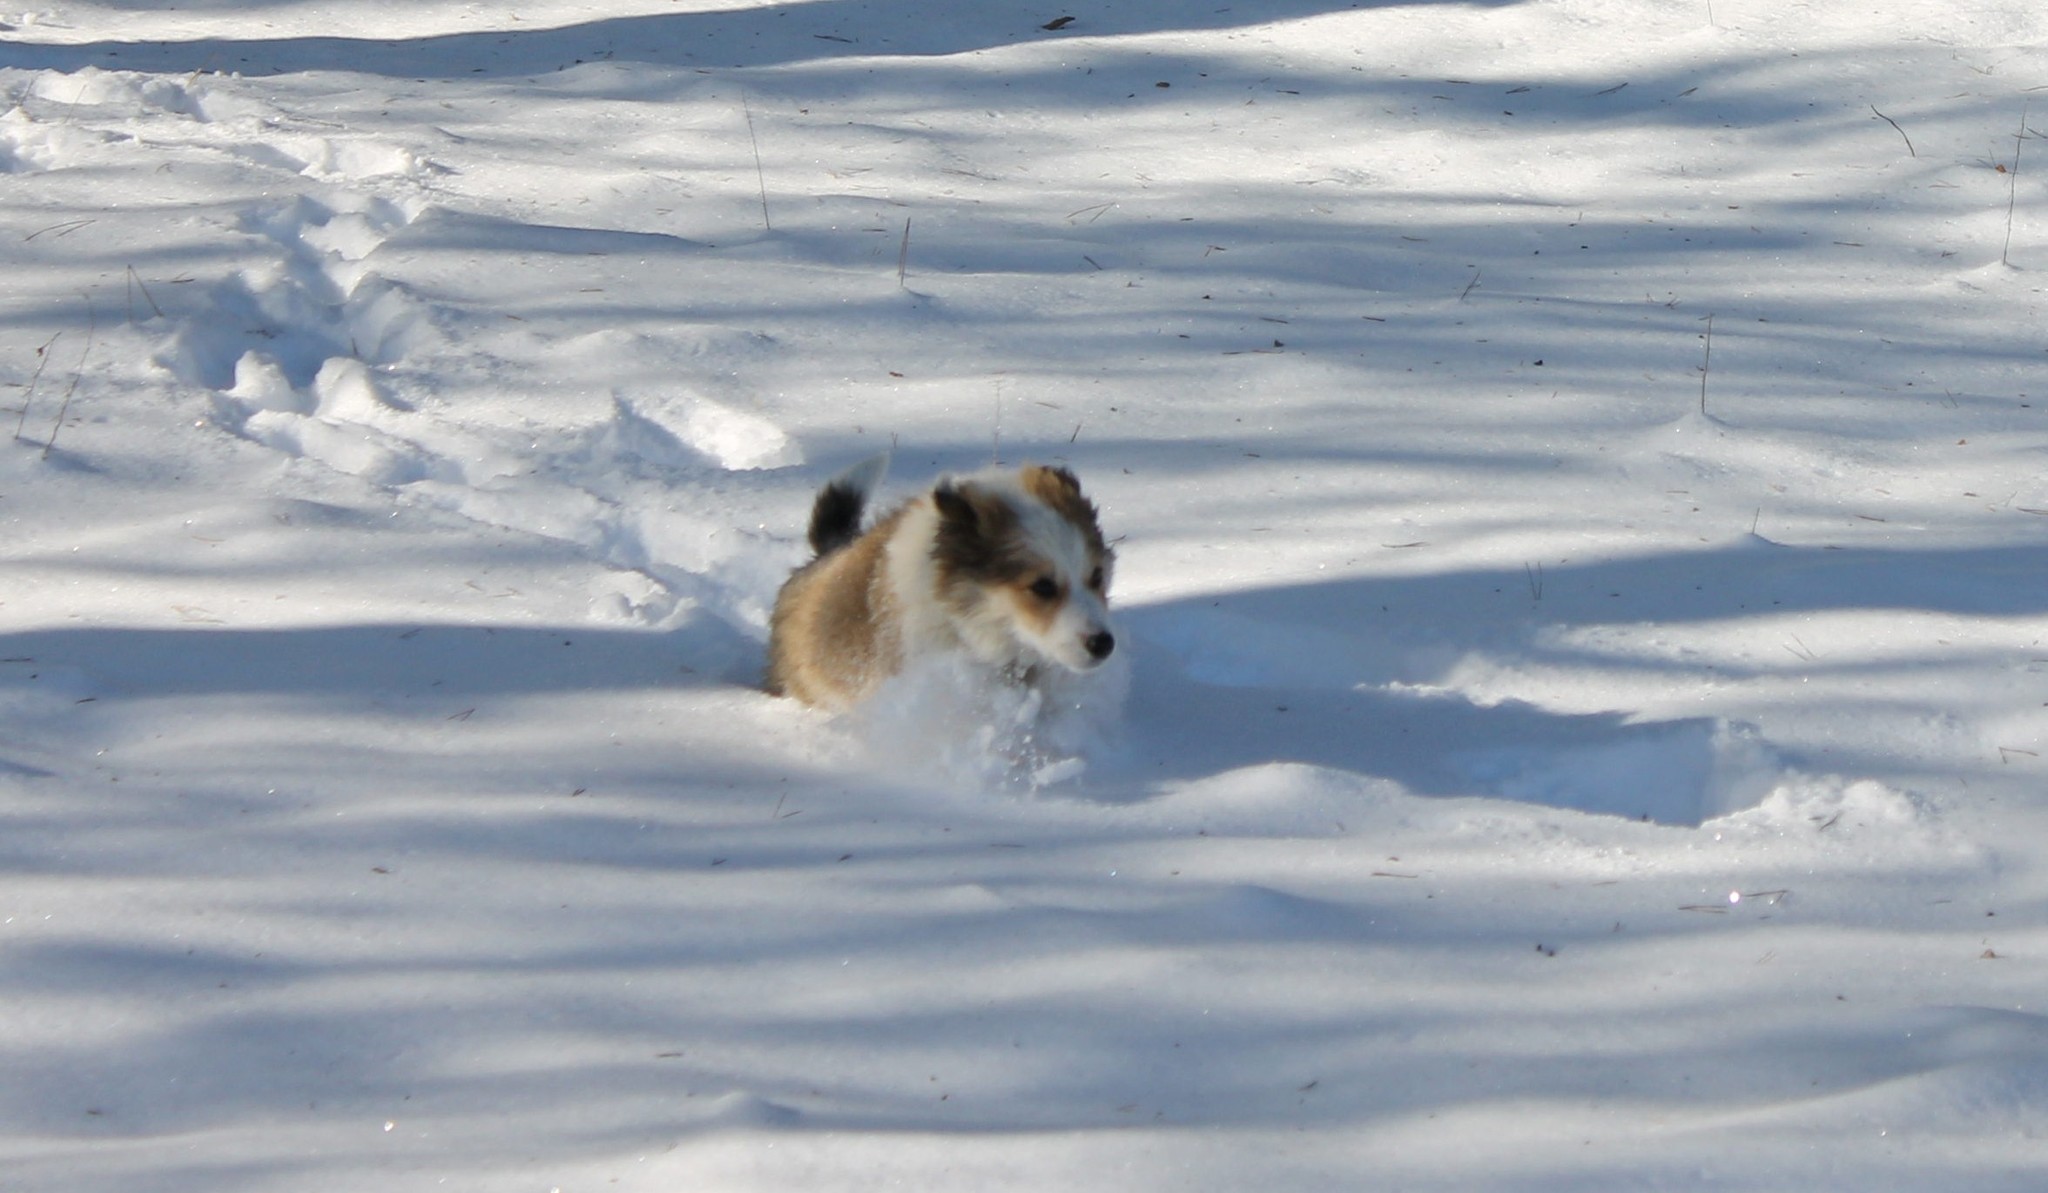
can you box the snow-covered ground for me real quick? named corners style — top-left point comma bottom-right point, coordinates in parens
top-left (3, 1), bottom-right (2046, 1188)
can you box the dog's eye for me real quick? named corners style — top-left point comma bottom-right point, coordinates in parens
top-left (1028, 577), bottom-right (1059, 600)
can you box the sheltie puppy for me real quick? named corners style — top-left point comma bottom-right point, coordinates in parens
top-left (766, 456), bottom-right (1117, 712)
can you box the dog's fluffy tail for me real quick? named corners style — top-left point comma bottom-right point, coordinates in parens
top-left (807, 452), bottom-right (890, 556)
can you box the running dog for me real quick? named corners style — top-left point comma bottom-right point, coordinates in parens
top-left (766, 457), bottom-right (1117, 711)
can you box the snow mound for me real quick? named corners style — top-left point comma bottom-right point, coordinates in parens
top-left (678, 397), bottom-right (800, 472)
top-left (1450, 718), bottom-right (1780, 827)
top-left (1710, 774), bottom-right (1932, 838)
top-left (1761, 1006), bottom-right (2048, 1135)
top-left (1145, 762), bottom-right (1393, 838)
top-left (597, 392), bottom-right (799, 473)
top-left (26, 65), bottom-right (196, 117)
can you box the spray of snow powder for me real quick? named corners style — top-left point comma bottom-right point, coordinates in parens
top-left (853, 650), bottom-right (1131, 792)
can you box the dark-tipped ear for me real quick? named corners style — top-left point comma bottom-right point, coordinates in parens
top-left (1034, 465), bottom-right (1083, 500)
top-left (930, 481), bottom-right (1024, 581)
top-left (932, 482), bottom-right (978, 527)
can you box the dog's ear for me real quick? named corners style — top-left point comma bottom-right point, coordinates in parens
top-left (932, 481), bottom-right (979, 528)
top-left (931, 481), bottom-right (1024, 580)
top-left (1025, 465), bottom-right (1084, 501)
top-left (1020, 465), bottom-right (1105, 554)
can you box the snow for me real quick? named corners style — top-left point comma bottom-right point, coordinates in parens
top-left (3, 0), bottom-right (2046, 1188)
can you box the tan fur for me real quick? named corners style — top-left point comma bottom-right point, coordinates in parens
top-left (1018, 465), bottom-right (1107, 557)
top-left (1006, 578), bottom-right (1062, 639)
top-left (765, 504), bottom-right (908, 709)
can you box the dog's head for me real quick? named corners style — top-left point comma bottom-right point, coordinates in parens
top-left (930, 465), bottom-right (1116, 674)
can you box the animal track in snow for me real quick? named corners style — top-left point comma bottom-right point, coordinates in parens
top-left (164, 206), bottom-right (793, 638)
top-left (157, 192), bottom-right (431, 394)
top-left (75, 61), bottom-right (806, 641)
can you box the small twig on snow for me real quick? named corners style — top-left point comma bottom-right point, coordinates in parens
top-left (23, 218), bottom-right (95, 242)
top-left (1697, 313), bottom-right (1714, 416)
top-left (125, 266), bottom-right (164, 323)
top-left (896, 216), bottom-right (912, 288)
top-left (42, 296), bottom-right (96, 459)
top-left (12, 331), bottom-right (61, 442)
top-left (2004, 103), bottom-right (2031, 267)
top-left (1870, 105), bottom-right (1915, 157)
top-left (740, 90), bottom-right (772, 233)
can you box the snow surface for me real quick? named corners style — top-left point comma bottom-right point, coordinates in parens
top-left (3, 0), bottom-right (2046, 1188)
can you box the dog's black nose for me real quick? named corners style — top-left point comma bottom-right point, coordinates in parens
top-left (1085, 630), bottom-right (1115, 661)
